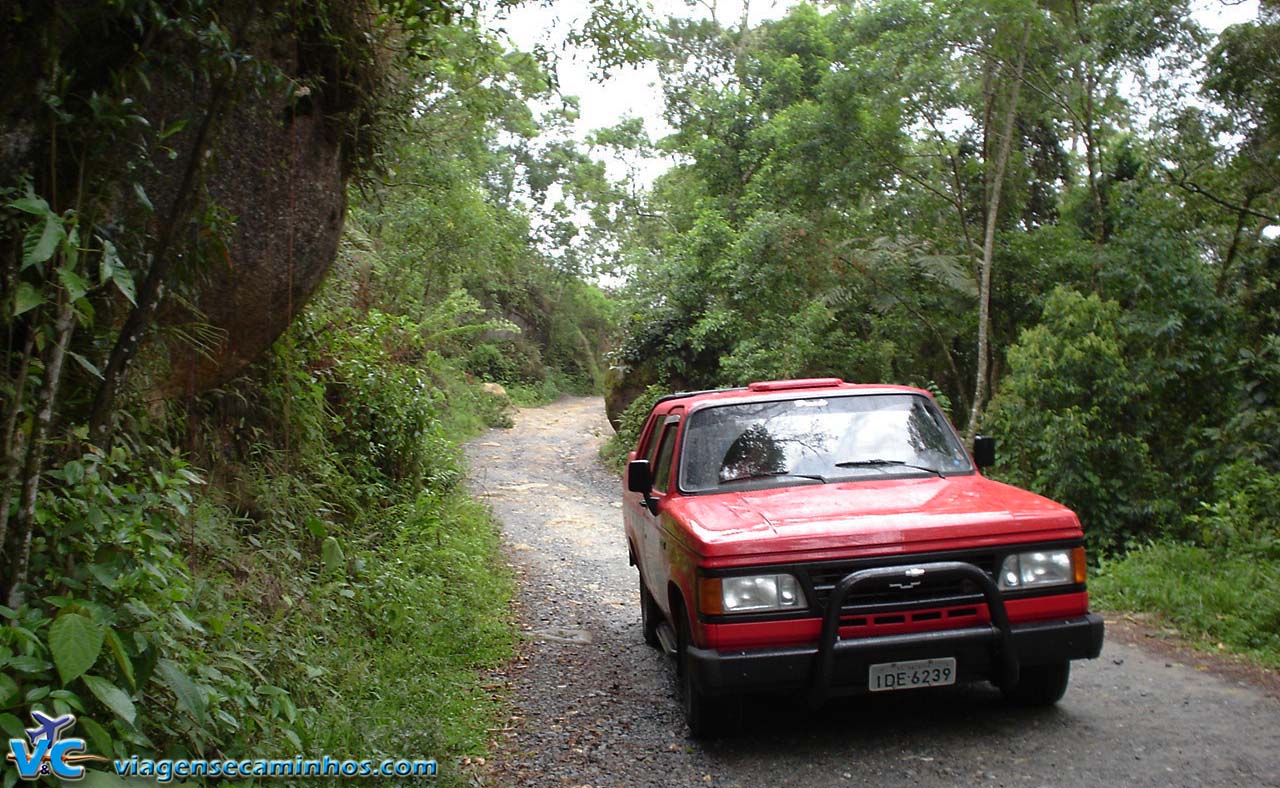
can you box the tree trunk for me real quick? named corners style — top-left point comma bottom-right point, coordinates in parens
top-left (965, 20), bottom-right (1031, 446)
top-left (0, 332), bottom-right (35, 569)
top-left (1072, 0), bottom-right (1105, 252)
top-left (1217, 195), bottom-right (1254, 298)
top-left (5, 295), bottom-right (77, 609)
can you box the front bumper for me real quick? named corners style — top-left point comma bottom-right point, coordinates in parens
top-left (687, 562), bottom-right (1104, 703)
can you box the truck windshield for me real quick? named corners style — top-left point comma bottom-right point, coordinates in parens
top-left (679, 393), bottom-right (974, 492)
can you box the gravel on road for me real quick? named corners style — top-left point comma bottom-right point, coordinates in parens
top-left (465, 396), bottom-right (1280, 788)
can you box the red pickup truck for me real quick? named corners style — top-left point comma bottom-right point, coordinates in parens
top-left (623, 378), bottom-right (1104, 736)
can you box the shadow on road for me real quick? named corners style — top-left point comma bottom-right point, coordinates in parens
top-left (702, 683), bottom-right (1073, 751)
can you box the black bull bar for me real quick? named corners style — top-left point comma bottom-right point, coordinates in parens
top-left (809, 561), bottom-right (1019, 706)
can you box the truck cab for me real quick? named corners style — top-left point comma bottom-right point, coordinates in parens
top-left (622, 378), bottom-right (1104, 736)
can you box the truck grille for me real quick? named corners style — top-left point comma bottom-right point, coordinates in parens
top-left (804, 553), bottom-right (999, 614)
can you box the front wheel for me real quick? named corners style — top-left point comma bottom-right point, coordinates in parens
top-left (676, 603), bottom-right (738, 738)
top-left (639, 574), bottom-right (661, 649)
top-left (1003, 661), bottom-right (1070, 706)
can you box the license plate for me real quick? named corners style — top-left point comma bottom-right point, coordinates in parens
top-left (868, 657), bottom-right (956, 692)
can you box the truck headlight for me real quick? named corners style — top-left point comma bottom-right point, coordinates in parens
top-left (998, 547), bottom-right (1087, 590)
top-left (699, 574), bottom-right (807, 614)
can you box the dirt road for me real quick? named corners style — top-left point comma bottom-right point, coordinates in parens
top-left (465, 397), bottom-right (1280, 788)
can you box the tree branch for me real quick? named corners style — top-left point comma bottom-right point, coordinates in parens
top-left (1162, 169), bottom-right (1280, 223)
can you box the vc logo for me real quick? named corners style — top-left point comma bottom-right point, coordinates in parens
top-left (5, 710), bottom-right (104, 781)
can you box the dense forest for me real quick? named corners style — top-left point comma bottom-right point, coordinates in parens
top-left (1, 0), bottom-right (1277, 784)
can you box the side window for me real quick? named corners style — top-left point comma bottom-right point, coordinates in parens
top-left (644, 414), bottom-right (664, 464)
top-left (652, 423), bottom-right (679, 494)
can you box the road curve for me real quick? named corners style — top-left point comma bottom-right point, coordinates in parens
top-left (466, 396), bottom-right (1280, 788)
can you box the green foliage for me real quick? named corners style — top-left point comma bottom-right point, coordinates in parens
top-left (1093, 542), bottom-right (1280, 668)
top-left (1211, 334), bottom-right (1280, 468)
top-left (1, 444), bottom-right (305, 769)
top-left (1186, 461), bottom-right (1280, 559)
top-left (987, 288), bottom-right (1168, 550)
top-left (2, 0), bottom-right (627, 783)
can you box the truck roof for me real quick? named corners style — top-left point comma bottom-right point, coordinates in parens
top-left (649, 379), bottom-right (933, 417)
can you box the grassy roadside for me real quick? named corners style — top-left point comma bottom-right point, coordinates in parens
top-left (298, 487), bottom-right (514, 785)
top-left (1091, 543), bottom-right (1280, 670)
top-left (291, 371), bottom-right (517, 785)
top-left (174, 353), bottom-right (519, 788)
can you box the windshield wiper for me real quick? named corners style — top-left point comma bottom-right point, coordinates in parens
top-left (833, 459), bottom-right (945, 478)
top-left (719, 471), bottom-right (826, 485)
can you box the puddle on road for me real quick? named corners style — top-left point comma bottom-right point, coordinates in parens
top-left (497, 482), bottom-right (550, 492)
top-left (524, 627), bottom-right (593, 644)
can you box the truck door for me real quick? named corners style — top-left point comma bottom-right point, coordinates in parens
top-left (639, 412), bottom-right (681, 603)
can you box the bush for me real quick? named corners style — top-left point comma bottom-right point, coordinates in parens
top-left (986, 287), bottom-right (1170, 551)
top-left (1, 444), bottom-right (302, 766)
top-left (1186, 461), bottom-right (1280, 559)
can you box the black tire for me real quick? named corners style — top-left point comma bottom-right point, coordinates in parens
top-left (1004, 661), bottom-right (1071, 706)
top-left (639, 574), bottom-right (662, 649)
top-left (675, 602), bottom-right (738, 738)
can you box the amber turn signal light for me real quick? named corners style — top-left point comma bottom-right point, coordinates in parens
top-left (698, 578), bottom-right (724, 615)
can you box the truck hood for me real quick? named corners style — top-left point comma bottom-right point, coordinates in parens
top-left (663, 474), bottom-right (1081, 562)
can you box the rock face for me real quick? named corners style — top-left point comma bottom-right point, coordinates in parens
top-left (603, 363), bottom-right (687, 431)
top-left (0, 3), bottom-right (377, 398)
top-left (155, 9), bottom-right (377, 396)
top-left (161, 93), bottom-right (349, 396)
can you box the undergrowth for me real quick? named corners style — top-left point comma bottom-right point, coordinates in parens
top-left (1, 285), bottom-right (521, 788)
top-left (1092, 543), bottom-right (1280, 669)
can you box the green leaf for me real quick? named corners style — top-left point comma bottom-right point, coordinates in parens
top-left (8, 194), bottom-right (49, 215)
top-left (48, 688), bottom-right (85, 713)
top-left (50, 613), bottom-right (104, 685)
top-left (322, 536), bottom-right (345, 574)
top-left (78, 715), bottom-right (113, 758)
top-left (9, 655), bottom-right (51, 673)
top-left (64, 225), bottom-right (80, 271)
top-left (99, 239), bottom-right (120, 285)
top-left (0, 712), bottom-right (23, 739)
top-left (81, 674), bottom-right (136, 724)
top-left (158, 118), bottom-right (188, 140)
top-left (12, 282), bottom-right (43, 316)
top-left (305, 516), bottom-right (328, 538)
top-left (0, 673), bottom-right (17, 707)
top-left (23, 213), bottom-right (66, 267)
top-left (104, 629), bottom-right (136, 691)
top-left (69, 352), bottom-right (104, 380)
top-left (157, 659), bottom-right (207, 722)
top-left (170, 607), bottom-right (204, 633)
top-left (57, 267), bottom-right (90, 302)
top-left (132, 182), bottom-right (154, 213)
top-left (111, 266), bottom-right (137, 306)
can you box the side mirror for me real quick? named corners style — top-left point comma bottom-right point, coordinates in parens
top-left (973, 435), bottom-right (996, 470)
top-left (627, 459), bottom-right (653, 493)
